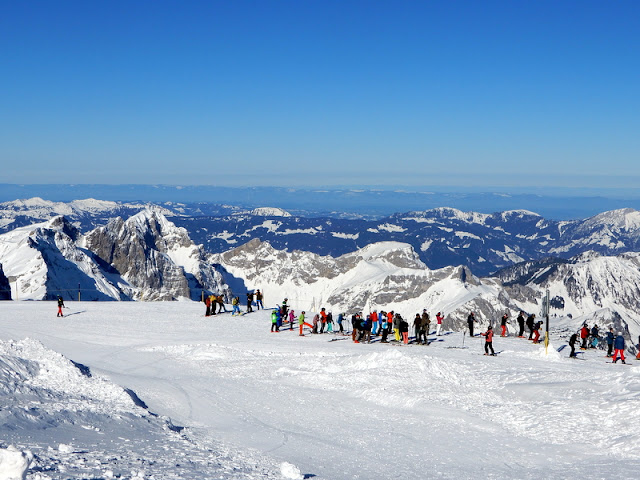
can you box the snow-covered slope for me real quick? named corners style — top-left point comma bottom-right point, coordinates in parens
top-left (0, 336), bottom-right (283, 479)
top-left (2, 302), bottom-right (640, 479)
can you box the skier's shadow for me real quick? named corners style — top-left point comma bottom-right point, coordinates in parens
top-left (303, 475), bottom-right (317, 479)
top-left (63, 310), bottom-right (86, 317)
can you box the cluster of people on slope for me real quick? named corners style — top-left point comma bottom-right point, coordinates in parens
top-left (568, 324), bottom-right (635, 363)
top-left (205, 294), bottom-right (227, 316)
top-left (466, 311), bottom-right (543, 342)
top-left (204, 293), bottom-right (638, 362)
top-left (297, 309), bottom-right (446, 345)
top-left (206, 289), bottom-right (265, 316)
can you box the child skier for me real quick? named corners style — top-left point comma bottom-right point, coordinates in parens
top-left (57, 296), bottom-right (65, 317)
top-left (481, 325), bottom-right (495, 355)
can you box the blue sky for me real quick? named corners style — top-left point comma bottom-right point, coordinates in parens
top-left (1, 0), bottom-right (639, 189)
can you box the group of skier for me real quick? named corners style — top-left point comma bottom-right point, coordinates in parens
top-left (201, 292), bottom-right (638, 362)
top-left (206, 289), bottom-right (265, 317)
top-left (567, 324), bottom-right (634, 363)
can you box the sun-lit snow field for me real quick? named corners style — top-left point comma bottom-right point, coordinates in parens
top-left (2, 301), bottom-right (640, 479)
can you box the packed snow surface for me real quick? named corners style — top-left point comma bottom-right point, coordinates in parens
top-left (1, 301), bottom-right (640, 479)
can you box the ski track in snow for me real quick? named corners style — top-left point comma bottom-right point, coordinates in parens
top-left (1, 301), bottom-right (640, 479)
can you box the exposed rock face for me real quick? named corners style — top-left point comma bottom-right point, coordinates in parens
top-left (0, 263), bottom-right (11, 300)
top-left (85, 208), bottom-right (228, 301)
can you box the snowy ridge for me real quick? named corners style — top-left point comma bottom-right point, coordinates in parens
top-left (5, 198), bottom-right (640, 276)
top-left (217, 239), bottom-right (640, 343)
top-left (248, 207), bottom-right (292, 217)
top-left (216, 239), bottom-right (509, 331)
top-left (0, 216), bottom-right (131, 300)
top-left (0, 209), bottom-right (229, 301)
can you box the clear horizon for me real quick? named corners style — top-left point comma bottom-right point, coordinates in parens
top-left (2, 1), bottom-right (639, 187)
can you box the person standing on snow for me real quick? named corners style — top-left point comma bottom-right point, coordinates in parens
top-left (327, 312), bottom-right (334, 333)
top-left (337, 313), bottom-right (344, 333)
top-left (590, 325), bottom-right (600, 348)
top-left (500, 313), bottom-right (509, 337)
top-left (517, 311), bottom-right (526, 337)
top-left (362, 315), bottom-right (372, 343)
top-left (351, 313), bottom-right (358, 342)
top-left (246, 292), bottom-right (254, 313)
top-left (421, 310), bottom-right (430, 336)
top-left (231, 296), bottom-right (241, 316)
top-left (605, 327), bottom-right (615, 357)
top-left (398, 314), bottom-right (409, 345)
top-left (271, 310), bottom-right (279, 332)
top-left (467, 312), bottom-right (476, 337)
top-left (371, 310), bottom-right (379, 336)
top-left (216, 295), bottom-right (227, 313)
top-left (612, 332), bottom-right (626, 363)
top-left (413, 314), bottom-right (422, 343)
top-left (255, 289), bottom-right (264, 310)
top-left (205, 295), bottom-right (212, 317)
top-left (526, 313), bottom-right (536, 340)
top-left (393, 311), bottom-right (401, 342)
top-left (380, 312), bottom-right (390, 343)
top-left (298, 311), bottom-right (306, 336)
top-left (612, 332), bottom-right (626, 364)
top-left (481, 325), bottom-right (495, 355)
top-left (580, 324), bottom-right (590, 349)
top-left (569, 332), bottom-right (579, 358)
top-left (319, 308), bottom-right (327, 333)
top-left (57, 296), bottom-right (65, 317)
top-left (532, 321), bottom-right (543, 343)
top-left (435, 312), bottom-right (444, 336)
top-left (209, 295), bottom-right (218, 315)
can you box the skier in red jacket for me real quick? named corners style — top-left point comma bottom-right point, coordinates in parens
top-left (481, 325), bottom-right (495, 355)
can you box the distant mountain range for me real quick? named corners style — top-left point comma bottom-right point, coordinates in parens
top-left (3, 198), bottom-right (640, 277)
top-left (2, 184), bottom-right (640, 219)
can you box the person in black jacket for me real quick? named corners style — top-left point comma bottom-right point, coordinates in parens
top-left (57, 296), bottom-right (65, 317)
top-left (398, 314), bottom-right (409, 344)
top-left (526, 314), bottom-right (536, 340)
top-left (517, 311), bottom-right (525, 337)
top-left (606, 327), bottom-right (615, 357)
top-left (467, 312), bottom-right (476, 337)
top-left (569, 332), bottom-right (578, 358)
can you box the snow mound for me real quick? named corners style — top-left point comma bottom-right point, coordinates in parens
top-left (280, 461), bottom-right (303, 479)
top-left (0, 446), bottom-right (31, 480)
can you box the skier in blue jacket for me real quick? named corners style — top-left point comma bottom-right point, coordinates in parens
top-left (612, 332), bottom-right (626, 364)
top-left (606, 327), bottom-right (615, 357)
